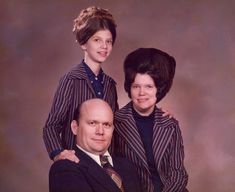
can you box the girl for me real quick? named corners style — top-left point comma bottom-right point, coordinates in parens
top-left (43, 6), bottom-right (118, 162)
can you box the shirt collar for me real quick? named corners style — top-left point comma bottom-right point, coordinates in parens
top-left (82, 60), bottom-right (103, 80)
top-left (76, 145), bottom-right (113, 167)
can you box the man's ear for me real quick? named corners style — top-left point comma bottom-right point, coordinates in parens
top-left (71, 120), bottom-right (79, 135)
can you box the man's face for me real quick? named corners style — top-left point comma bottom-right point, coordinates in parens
top-left (74, 100), bottom-right (114, 155)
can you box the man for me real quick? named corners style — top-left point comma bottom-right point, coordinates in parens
top-left (49, 99), bottom-right (141, 192)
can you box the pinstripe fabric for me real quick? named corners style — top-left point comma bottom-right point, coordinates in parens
top-left (43, 63), bottom-right (118, 158)
top-left (113, 102), bottom-right (188, 192)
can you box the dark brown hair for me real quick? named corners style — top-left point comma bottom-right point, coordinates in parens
top-left (124, 48), bottom-right (176, 103)
top-left (73, 6), bottom-right (116, 45)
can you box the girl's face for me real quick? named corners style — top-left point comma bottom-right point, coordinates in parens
top-left (81, 29), bottom-right (113, 66)
top-left (131, 73), bottom-right (157, 116)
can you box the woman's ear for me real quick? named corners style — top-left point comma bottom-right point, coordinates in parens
top-left (71, 120), bottom-right (79, 135)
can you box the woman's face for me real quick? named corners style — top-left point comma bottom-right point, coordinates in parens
top-left (131, 73), bottom-right (157, 116)
top-left (81, 29), bottom-right (113, 66)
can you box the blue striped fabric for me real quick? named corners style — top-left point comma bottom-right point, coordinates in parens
top-left (43, 63), bottom-right (118, 159)
top-left (113, 102), bottom-right (188, 192)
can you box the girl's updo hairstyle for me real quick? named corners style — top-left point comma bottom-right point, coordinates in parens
top-left (72, 6), bottom-right (117, 45)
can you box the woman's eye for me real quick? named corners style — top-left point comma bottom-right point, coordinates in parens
top-left (146, 85), bottom-right (153, 89)
top-left (132, 85), bottom-right (139, 89)
top-left (94, 38), bottom-right (100, 42)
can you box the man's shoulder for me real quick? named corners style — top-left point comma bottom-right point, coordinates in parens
top-left (50, 159), bottom-right (78, 173)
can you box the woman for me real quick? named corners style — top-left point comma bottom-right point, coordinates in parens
top-left (113, 48), bottom-right (188, 191)
top-left (43, 6), bottom-right (118, 162)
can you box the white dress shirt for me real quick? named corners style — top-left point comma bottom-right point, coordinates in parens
top-left (76, 145), bottom-right (114, 167)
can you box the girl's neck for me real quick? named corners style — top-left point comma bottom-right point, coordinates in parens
top-left (84, 59), bottom-right (101, 76)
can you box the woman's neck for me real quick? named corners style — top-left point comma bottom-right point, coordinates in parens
top-left (132, 104), bottom-right (155, 117)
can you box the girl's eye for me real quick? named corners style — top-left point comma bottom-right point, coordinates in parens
top-left (106, 40), bottom-right (113, 44)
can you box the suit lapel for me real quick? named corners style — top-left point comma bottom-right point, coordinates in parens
top-left (72, 63), bottom-right (96, 97)
top-left (115, 103), bottom-right (149, 172)
top-left (102, 74), bottom-right (115, 100)
top-left (72, 63), bottom-right (116, 101)
top-left (75, 148), bottom-right (120, 192)
top-left (152, 108), bottom-right (175, 168)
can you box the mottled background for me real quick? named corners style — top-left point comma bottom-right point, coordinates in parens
top-left (1, 0), bottom-right (235, 191)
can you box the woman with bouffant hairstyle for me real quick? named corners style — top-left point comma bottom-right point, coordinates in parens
top-left (43, 6), bottom-right (118, 163)
top-left (123, 48), bottom-right (176, 103)
top-left (114, 48), bottom-right (188, 192)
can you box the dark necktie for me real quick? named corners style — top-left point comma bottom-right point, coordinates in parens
top-left (100, 155), bottom-right (124, 192)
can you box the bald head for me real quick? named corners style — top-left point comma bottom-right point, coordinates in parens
top-left (79, 99), bottom-right (113, 122)
top-left (71, 99), bottom-right (114, 155)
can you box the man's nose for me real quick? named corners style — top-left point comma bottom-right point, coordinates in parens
top-left (96, 124), bottom-right (104, 135)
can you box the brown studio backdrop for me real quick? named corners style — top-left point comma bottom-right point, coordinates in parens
top-left (1, 0), bottom-right (235, 191)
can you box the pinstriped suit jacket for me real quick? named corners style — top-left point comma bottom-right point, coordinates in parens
top-left (113, 102), bottom-right (188, 192)
top-left (43, 62), bottom-right (118, 158)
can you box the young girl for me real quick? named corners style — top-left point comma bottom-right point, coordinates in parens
top-left (43, 6), bottom-right (118, 162)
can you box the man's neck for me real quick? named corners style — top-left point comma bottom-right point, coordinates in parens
top-left (76, 145), bottom-right (113, 166)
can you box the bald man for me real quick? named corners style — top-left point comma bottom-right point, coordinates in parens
top-left (49, 99), bottom-right (141, 192)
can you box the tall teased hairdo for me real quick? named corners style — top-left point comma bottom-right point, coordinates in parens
top-left (124, 48), bottom-right (176, 103)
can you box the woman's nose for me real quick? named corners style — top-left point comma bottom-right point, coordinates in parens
top-left (139, 87), bottom-right (145, 95)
